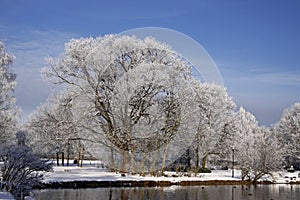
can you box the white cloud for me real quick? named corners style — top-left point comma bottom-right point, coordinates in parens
top-left (1, 28), bottom-right (77, 120)
top-left (255, 71), bottom-right (300, 86)
top-left (218, 63), bottom-right (300, 125)
top-left (220, 63), bottom-right (300, 87)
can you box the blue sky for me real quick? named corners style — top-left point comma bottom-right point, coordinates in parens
top-left (0, 0), bottom-right (299, 125)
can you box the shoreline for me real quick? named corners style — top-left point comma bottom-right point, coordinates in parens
top-left (36, 179), bottom-right (291, 190)
top-left (37, 166), bottom-right (300, 190)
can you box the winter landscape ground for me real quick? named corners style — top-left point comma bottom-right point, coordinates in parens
top-left (2, 162), bottom-right (299, 199)
top-left (42, 164), bottom-right (300, 185)
top-left (3, 160), bottom-right (300, 199)
top-left (37, 160), bottom-right (300, 185)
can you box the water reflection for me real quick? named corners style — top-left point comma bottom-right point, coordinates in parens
top-left (33, 184), bottom-right (300, 200)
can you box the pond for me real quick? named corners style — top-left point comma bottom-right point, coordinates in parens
top-left (33, 184), bottom-right (300, 200)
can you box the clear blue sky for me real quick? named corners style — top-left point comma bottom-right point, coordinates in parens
top-left (0, 0), bottom-right (299, 125)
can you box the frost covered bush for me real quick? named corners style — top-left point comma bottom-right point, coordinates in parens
top-left (0, 145), bottom-right (52, 200)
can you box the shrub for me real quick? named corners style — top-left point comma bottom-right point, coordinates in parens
top-left (0, 145), bottom-right (52, 200)
top-left (198, 168), bottom-right (212, 173)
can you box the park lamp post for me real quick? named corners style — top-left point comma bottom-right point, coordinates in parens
top-left (232, 147), bottom-right (235, 178)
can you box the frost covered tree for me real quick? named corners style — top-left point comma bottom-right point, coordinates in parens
top-left (233, 108), bottom-right (282, 181)
top-left (0, 41), bottom-right (18, 148)
top-left (251, 127), bottom-right (282, 181)
top-left (232, 107), bottom-right (258, 180)
top-left (274, 102), bottom-right (300, 168)
top-left (26, 90), bottom-right (79, 158)
top-left (193, 82), bottom-right (235, 170)
top-left (41, 35), bottom-right (197, 173)
top-left (0, 132), bottom-right (52, 200)
top-left (107, 63), bottom-right (196, 174)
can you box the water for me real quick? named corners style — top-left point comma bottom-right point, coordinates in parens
top-left (33, 184), bottom-right (300, 200)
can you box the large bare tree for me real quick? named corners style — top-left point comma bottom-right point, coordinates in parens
top-left (41, 35), bottom-right (197, 173)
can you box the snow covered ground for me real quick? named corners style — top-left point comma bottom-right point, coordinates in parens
top-left (0, 192), bottom-right (14, 200)
top-left (2, 162), bottom-right (300, 199)
top-left (42, 161), bottom-right (300, 184)
top-left (44, 166), bottom-right (241, 183)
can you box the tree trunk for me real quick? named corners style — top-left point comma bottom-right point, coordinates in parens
top-left (62, 151), bottom-right (64, 166)
top-left (161, 144), bottom-right (169, 176)
top-left (56, 152), bottom-right (59, 166)
top-left (138, 154), bottom-right (146, 176)
top-left (187, 148), bottom-right (191, 169)
top-left (150, 150), bottom-right (159, 176)
top-left (194, 145), bottom-right (200, 175)
top-left (121, 150), bottom-right (129, 172)
top-left (110, 147), bottom-right (115, 172)
top-left (150, 139), bottom-right (160, 176)
top-left (129, 150), bottom-right (135, 174)
top-left (202, 155), bottom-right (207, 169)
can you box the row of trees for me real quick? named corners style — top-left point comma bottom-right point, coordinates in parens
top-left (1, 35), bottom-right (300, 183)
top-left (21, 35), bottom-right (297, 180)
top-left (1, 42), bottom-right (52, 200)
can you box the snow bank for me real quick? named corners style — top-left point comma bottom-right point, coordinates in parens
top-left (42, 166), bottom-right (235, 183)
top-left (42, 165), bottom-right (300, 185)
top-left (0, 192), bottom-right (14, 200)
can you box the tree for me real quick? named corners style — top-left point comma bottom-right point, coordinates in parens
top-left (274, 102), bottom-right (300, 168)
top-left (41, 35), bottom-right (198, 173)
top-left (232, 108), bottom-right (282, 181)
top-left (232, 107), bottom-right (258, 180)
top-left (106, 63), bottom-right (196, 174)
top-left (26, 89), bottom-right (79, 158)
top-left (251, 127), bottom-right (282, 182)
top-left (193, 82), bottom-right (235, 170)
top-left (0, 41), bottom-right (18, 148)
top-left (0, 132), bottom-right (52, 200)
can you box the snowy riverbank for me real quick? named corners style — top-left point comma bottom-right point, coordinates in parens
top-left (3, 164), bottom-right (300, 199)
top-left (0, 192), bottom-right (14, 200)
top-left (40, 164), bottom-right (300, 189)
